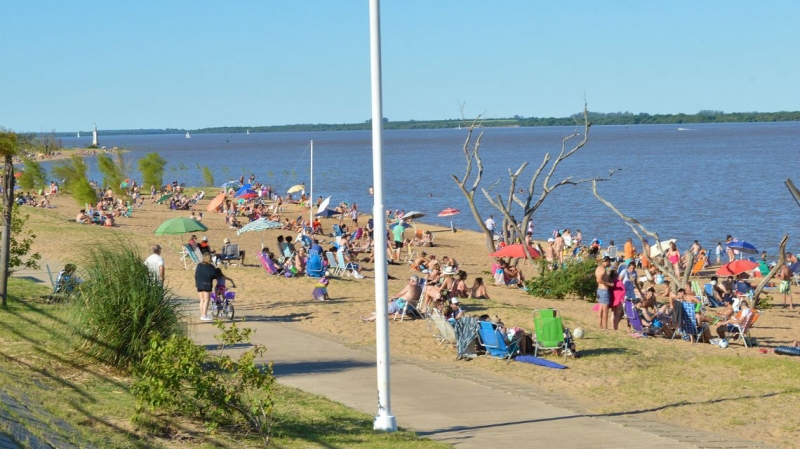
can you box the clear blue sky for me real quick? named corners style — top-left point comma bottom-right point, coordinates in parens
top-left (2, 0), bottom-right (798, 132)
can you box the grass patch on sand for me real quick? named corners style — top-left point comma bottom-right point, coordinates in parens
top-left (0, 278), bottom-right (445, 448)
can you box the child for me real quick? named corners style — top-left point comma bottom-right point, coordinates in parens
top-left (312, 277), bottom-right (330, 301)
top-left (214, 267), bottom-right (236, 297)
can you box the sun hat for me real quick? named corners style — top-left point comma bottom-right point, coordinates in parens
top-left (491, 315), bottom-right (503, 326)
top-left (450, 298), bottom-right (460, 304)
top-left (202, 236), bottom-right (208, 241)
top-left (443, 266), bottom-right (457, 275)
top-left (223, 237), bottom-right (230, 244)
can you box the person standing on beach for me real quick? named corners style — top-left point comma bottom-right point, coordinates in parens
top-left (715, 242), bottom-right (723, 265)
top-left (195, 253), bottom-right (217, 321)
top-left (144, 245), bottom-right (165, 283)
top-left (484, 215), bottom-right (495, 234)
top-left (595, 256), bottom-right (614, 330)
top-left (779, 252), bottom-right (794, 309)
top-left (391, 219), bottom-right (405, 262)
top-left (623, 238), bottom-right (636, 265)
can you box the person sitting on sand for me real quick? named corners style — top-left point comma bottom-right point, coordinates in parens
top-left (503, 263), bottom-right (525, 288)
top-left (452, 270), bottom-right (469, 298)
top-left (446, 298), bottom-right (465, 323)
top-left (76, 209), bottom-right (90, 224)
top-left (361, 275), bottom-right (421, 322)
top-left (716, 299), bottom-right (752, 339)
top-left (422, 267), bottom-right (456, 313)
top-left (470, 277), bottom-right (490, 299)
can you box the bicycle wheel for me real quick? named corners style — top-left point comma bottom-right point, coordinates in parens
top-left (211, 300), bottom-right (221, 318)
top-left (224, 302), bottom-right (235, 320)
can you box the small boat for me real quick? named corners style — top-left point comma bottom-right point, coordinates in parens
top-left (186, 132), bottom-right (191, 139)
top-left (77, 132), bottom-right (80, 138)
top-left (247, 129), bottom-right (250, 135)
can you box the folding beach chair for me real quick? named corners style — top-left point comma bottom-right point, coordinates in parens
top-left (218, 243), bottom-right (241, 266)
top-left (182, 244), bottom-right (201, 269)
top-left (325, 251), bottom-right (343, 276)
top-left (477, 321), bottom-right (518, 363)
top-left (257, 251), bottom-right (281, 276)
top-left (453, 315), bottom-right (479, 359)
top-left (333, 224), bottom-right (343, 237)
top-left (623, 299), bottom-right (651, 337)
top-left (532, 309), bottom-right (568, 358)
top-left (394, 279), bottom-right (426, 322)
top-left (429, 308), bottom-right (457, 347)
top-left (725, 310), bottom-right (759, 347)
top-left (336, 251), bottom-right (361, 278)
top-left (306, 251), bottom-right (324, 278)
top-left (674, 301), bottom-right (708, 343)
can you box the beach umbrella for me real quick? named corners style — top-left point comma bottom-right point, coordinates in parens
top-left (649, 239), bottom-right (677, 258)
top-left (438, 207), bottom-right (461, 232)
top-left (489, 244), bottom-right (542, 259)
top-left (156, 193), bottom-right (172, 204)
top-left (317, 196), bottom-right (331, 213)
top-left (14, 172), bottom-right (23, 178)
top-left (155, 217), bottom-right (208, 236)
top-left (389, 221), bottom-right (411, 229)
top-left (206, 192), bottom-right (226, 212)
top-left (120, 179), bottom-right (130, 189)
top-left (316, 208), bottom-right (340, 218)
top-left (287, 184), bottom-right (305, 194)
top-left (234, 184), bottom-right (252, 197)
top-left (437, 208), bottom-right (461, 217)
top-left (402, 210), bottom-right (425, 220)
top-left (716, 260), bottom-right (759, 276)
top-left (236, 190), bottom-right (258, 199)
top-left (236, 218), bottom-right (282, 236)
top-left (728, 241), bottom-right (758, 257)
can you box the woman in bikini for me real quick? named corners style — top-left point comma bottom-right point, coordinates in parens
top-left (666, 242), bottom-right (681, 278)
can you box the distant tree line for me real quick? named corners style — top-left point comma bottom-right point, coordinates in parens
top-left (50, 110), bottom-right (800, 137)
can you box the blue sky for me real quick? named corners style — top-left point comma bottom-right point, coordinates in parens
top-left (2, 0), bottom-right (798, 131)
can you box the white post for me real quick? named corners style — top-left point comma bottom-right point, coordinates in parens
top-left (309, 140), bottom-right (314, 226)
top-left (369, 0), bottom-right (396, 432)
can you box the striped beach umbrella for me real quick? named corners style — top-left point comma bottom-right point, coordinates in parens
top-left (236, 218), bottom-right (282, 236)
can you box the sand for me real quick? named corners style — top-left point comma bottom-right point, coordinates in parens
top-left (21, 190), bottom-right (800, 448)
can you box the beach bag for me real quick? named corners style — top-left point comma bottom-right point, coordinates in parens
top-left (494, 269), bottom-right (505, 285)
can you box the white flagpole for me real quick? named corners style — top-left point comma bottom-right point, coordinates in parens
top-left (309, 140), bottom-right (314, 227)
top-left (369, 0), bottom-right (396, 432)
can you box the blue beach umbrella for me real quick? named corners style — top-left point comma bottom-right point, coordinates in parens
top-left (728, 240), bottom-right (758, 258)
top-left (234, 184), bottom-right (252, 197)
top-left (316, 208), bottom-right (341, 218)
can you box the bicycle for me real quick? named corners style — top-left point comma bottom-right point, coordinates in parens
top-left (210, 288), bottom-right (236, 320)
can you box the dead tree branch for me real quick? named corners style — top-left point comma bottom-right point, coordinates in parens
top-left (752, 234), bottom-right (789, 308)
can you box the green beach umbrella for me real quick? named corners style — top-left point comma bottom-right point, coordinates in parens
top-left (155, 217), bottom-right (208, 236)
top-left (156, 193), bottom-right (173, 204)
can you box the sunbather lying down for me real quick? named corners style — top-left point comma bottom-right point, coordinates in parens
top-left (361, 275), bottom-right (421, 322)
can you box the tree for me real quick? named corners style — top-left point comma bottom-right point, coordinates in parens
top-left (97, 150), bottom-right (130, 196)
top-left (0, 129), bottom-right (18, 307)
top-left (138, 152), bottom-right (167, 190)
top-left (201, 166), bottom-right (214, 188)
top-left (592, 181), bottom-right (695, 293)
top-left (17, 158), bottom-right (48, 191)
top-left (52, 155), bottom-right (97, 206)
top-left (452, 104), bottom-right (616, 255)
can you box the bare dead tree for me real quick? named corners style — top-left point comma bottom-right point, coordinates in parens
top-left (752, 234), bottom-right (788, 309)
top-left (481, 104), bottom-right (618, 259)
top-left (787, 178), bottom-right (800, 208)
top-left (593, 181), bottom-right (694, 293)
top-left (451, 114), bottom-right (497, 253)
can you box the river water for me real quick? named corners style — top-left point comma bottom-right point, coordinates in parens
top-left (53, 122), bottom-right (799, 256)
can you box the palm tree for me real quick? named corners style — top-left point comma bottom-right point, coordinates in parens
top-left (0, 129), bottom-right (18, 308)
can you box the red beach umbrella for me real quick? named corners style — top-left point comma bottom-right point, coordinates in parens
top-left (437, 208), bottom-right (461, 217)
top-left (490, 243), bottom-right (541, 259)
top-left (13, 172), bottom-right (22, 178)
top-left (715, 260), bottom-right (759, 276)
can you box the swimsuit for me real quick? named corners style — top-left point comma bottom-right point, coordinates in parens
top-left (597, 289), bottom-right (611, 305)
top-left (780, 280), bottom-right (791, 294)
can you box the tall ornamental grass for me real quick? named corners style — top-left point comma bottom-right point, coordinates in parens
top-left (67, 242), bottom-right (184, 369)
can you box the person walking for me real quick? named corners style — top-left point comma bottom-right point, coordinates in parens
top-left (195, 253), bottom-right (217, 321)
top-left (484, 215), bottom-right (496, 234)
top-left (144, 244), bottom-right (165, 283)
top-left (778, 252), bottom-right (795, 309)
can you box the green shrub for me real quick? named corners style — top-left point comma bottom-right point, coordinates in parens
top-left (17, 158), bottom-right (47, 191)
top-left (201, 166), bottom-right (214, 188)
top-left (66, 241), bottom-right (183, 369)
top-left (133, 321), bottom-right (275, 445)
top-left (138, 152), bottom-right (167, 190)
top-left (525, 258), bottom-right (599, 300)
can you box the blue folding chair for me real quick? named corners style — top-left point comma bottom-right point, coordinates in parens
top-left (477, 321), bottom-right (519, 363)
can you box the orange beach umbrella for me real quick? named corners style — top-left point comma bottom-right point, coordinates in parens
top-left (206, 192), bottom-right (226, 212)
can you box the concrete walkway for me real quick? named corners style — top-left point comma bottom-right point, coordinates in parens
top-left (190, 315), bottom-right (770, 449)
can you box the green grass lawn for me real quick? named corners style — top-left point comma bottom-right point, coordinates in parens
top-left (0, 278), bottom-right (448, 448)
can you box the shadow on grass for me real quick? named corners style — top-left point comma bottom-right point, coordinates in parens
top-left (574, 347), bottom-right (632, 358)
top-left (272, 360), bottom-right (374, 377)
top-left (241, 312), bottom-right (313, 323)
top-left (592, 389), bottom-right (798, 418)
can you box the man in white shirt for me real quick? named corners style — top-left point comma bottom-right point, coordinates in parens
top-left (484, 215), bottom-right (496, 233)
top-left (144, 245), bottom-right (165, 283)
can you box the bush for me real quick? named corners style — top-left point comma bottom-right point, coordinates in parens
top-left (17, 158), bottom-right (47, 191)
top-left (138, 152), bottom-right (167, 190)
top-left (132, 321), bottom-right (275, 445)
top-left (66, 241), bottom-right (184, 369)
top-left (525, 258), bottom-right (599, 300)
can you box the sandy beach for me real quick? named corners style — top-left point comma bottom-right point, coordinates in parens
top-left (21, 190), bottom-right (800, 448)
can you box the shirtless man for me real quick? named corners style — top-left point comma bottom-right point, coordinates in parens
top-left (778, 252), bottom-right (795, 309)
top-left (595, 256), bottom-right (614, 329)
top-left (75, 209), bottom-right (90, 224)
top-left (361, 275), bottom-right (422, 321)
top-left (554, 233), bottom-right (565, 265)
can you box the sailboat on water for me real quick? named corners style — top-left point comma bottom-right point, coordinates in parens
top-left (77, 131), bottom-right (81, 138)
top-left (247, 129), bottom-right (250, 135)
top-left (186, 132), bottom-right (191, 139)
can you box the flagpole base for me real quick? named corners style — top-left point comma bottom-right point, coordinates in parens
top-left (373, 413), bottom-right (397, 432)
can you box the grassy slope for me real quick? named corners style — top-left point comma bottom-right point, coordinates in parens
top-left (0, 279), bottom-right (447, 448)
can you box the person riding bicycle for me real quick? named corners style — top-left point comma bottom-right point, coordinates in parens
top-left (214, 267), bottom-right (236, 297)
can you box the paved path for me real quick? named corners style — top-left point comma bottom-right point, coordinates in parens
top-left (190, 315), bottom-right (770, 449)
